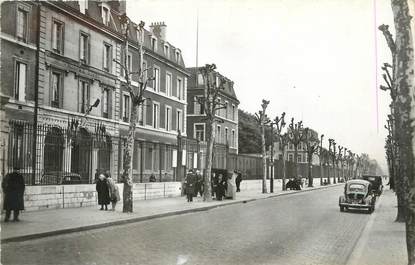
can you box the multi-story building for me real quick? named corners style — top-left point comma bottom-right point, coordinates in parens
top-left (1, 0), bottom-right (188, 184)
top-left (186, 67), bottom-right (239, 154)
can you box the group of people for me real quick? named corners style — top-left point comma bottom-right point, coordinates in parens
top-left (95, 171), bottom-right (120, 211)
top-left (184, 170), bottom-right (203, 202)
top-left (184, 169), bottom-right (243, 202)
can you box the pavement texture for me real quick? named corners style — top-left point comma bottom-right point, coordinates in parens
top-left (346, 189), bottom-right (407, 265)
top-left (1, 185), bottom-right (407, 265)
top-left (1, 183), bottom-right (334, 243)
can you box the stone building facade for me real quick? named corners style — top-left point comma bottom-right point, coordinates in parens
top-left (1, 1), bottom-right (188, 184)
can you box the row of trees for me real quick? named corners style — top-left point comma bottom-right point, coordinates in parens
top-left (252, 101), bottom-right (379, 193)
top-left (378, 1), bottom-right (415, 264)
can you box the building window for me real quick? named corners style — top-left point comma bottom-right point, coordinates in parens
top-left (122, 94), bottom-right (130, 122)
top-left (80, 80), bottom-right (90, 114)
top-left (103, 43), bottom-right (112, 71)
top-left (288, 154), bottom-right (294, 162)
top-left (51, 72), bottom-right (61, 108)
top-left (52, 20), bottom-right (64, 54)
top-left (297, 154), bottom-right (302, 163)
top-left (164, 45), bottom-right (169, 58)
top-left (102, 6), bottom-right (110, 26)
top-left (175, 50), bottom-right (180, 63)
top-left (102, 88), bottom-right (109, 118)
top-left (166, 73), bottom-right (172, 97)
top-left (224, 101), bottom-right (228, 119)
top-left (232, 130), bottom-right (235, 147)
top-left (177, 78), bottom-right (183, 100)
top-left (152, 103), bottom-right (159, 129)
top-left (195, 124), bottom-right (205, 142)
top-left (138, 104), bottom-right (144, 125)
top-left (232, 105), bottom-right (236, 121)
top-left (14, 61), bottom-right (26, 101)
top-left (151, 37), bottom-right (157, 51)
top-left (79, 32), bottom-right (89, 63)
top-left (225, 127), bottom-right (229, 144)
top-left (217, 125), bottom-right (221, 144)
top-left (165, 106), bottom-right (172, 131)
top-left (79, 0), bottom-right (88, 14)
top-left (197, 73), bottom-right (204, 85)
top-left (127, 52), bottom-right (132, 73)
top-left (153, 67), bottom-right (160, 92)
top-left (17, 8), bottom-right (28, 42)
top-left (176, 109), bottom-right (183, 133)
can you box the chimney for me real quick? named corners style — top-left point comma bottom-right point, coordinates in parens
top-left (118, 0), bottom-right (126, 14)
top-left (149, 22), bottom-right (167, 41)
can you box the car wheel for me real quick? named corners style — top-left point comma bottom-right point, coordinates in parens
top-left (340, 206), bottom-right (345, 212)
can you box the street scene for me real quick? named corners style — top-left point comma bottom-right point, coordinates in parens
top-left (0, 0), bottom-right (414, 265)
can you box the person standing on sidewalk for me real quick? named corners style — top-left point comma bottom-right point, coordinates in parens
top-left (235, 171), bottom-right (242, 192)
top-left (2, 167), bottom-right (25, 222)
top-left (96, 174), bottom-right (110, 210)
top-left (185, 171), bottom-right (196, 202)
top-left (106, 174), bottom-right (120, 211)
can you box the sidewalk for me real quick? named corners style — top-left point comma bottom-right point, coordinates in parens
top-left (1, 183), bottom-right (336, 243)
top-left (347, 189), bottom-right (407, 265)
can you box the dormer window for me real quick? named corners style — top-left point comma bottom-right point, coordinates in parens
top-left (175, 50), bottom-right (180, 63)
top-left (79, 0), bottom-right (88, 14)
top-left (164, 44), bottom-right (169, 58)
top-left (102, 6), bottom-right (110, 26)
top-left (151, 36), bottom-right (157, 52)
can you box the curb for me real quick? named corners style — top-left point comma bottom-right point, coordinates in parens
top-left (1, 183), bottom-right (342, 244)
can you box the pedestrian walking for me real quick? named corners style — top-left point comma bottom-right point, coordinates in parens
top-left (235, 171), bottom-right (242, 192)
top-left (94, 169), bottom-right (100, 183)
top-left (2, 167), bottom-right (25, 222)
top-left (216, 174), bottom-right (226, 201)
top-left (96, 174), bottom-right (110, 210)
top-left (185, 171), bottom-right (196, 202)
top-left (106, 174), bottom-right (120, 211)
top-left (195, 170), bottom-right (203, 197)
top-left (225, 171), bottom-right (236, 199)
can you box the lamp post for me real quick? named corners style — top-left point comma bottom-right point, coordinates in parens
top-left (319, 134), bottom-right (324, 186)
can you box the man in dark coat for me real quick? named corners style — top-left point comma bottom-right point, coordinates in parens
top-left (96, 174), bottom-right (110, 210)
top-left (235, 171), bottom-right (242, 192)
top-left (195, 171), bottom-right (203, 197)
top-left (2, 167), bottom-right (25, 222)
top-left (185, 172), bottom-right (196, 202)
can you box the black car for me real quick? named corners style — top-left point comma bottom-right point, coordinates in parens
top-left (339, 179), bottom-right (376, 213)
top-left (362, 175), bottom-right (383, 196)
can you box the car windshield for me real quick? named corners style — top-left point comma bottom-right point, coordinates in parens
top-left (348, 184), bottom-right (366, 192)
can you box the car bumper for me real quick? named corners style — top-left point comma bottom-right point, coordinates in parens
top-left (339, 202), bottom-right (371, 209)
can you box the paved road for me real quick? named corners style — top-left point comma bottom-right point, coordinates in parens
top-left (2, 186), bottom-right (371, 265)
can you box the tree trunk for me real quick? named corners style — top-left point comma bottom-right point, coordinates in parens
top-left (327, 163), bottom-right (331, 184)
top-left (282, 147), bottom-right (287, 191)
top-left (203, 120), bottom-right (215, 202)
top-left (391, 0), bottom-right (415, 263)
top-left (333, 160), bottom-right (337, 184)
top-left (261, 124), bottom-right (267, 193)
top-left (294, 145), bottom-right (299, 180)
top-left (122, 102), bottom-right (138, 213)
top-left (308, 154), bottom-right (313, 187)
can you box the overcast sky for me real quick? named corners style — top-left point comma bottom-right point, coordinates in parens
top-left (127, 0), bottom-right (396, 172)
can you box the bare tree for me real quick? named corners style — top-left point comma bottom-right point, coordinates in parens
top-left (273, 113), bottom-right (287, 190)
top-left (255, 100), bottom-right (270, 193)
top-left (197, 64), bottom-right (227, 201)
top-left (303, 127), bottom-right (319, 187)
top-left (328, 139), bottom-right (337, 184)
top-left (115, 16), bottom-right (154, 212)
top-left (318, 134), bottom-right (325, 185)
top-left (337, 145), bottom-right (343, 183)
top-left (288, 118), bottom-right (306, 181)
top-left (387, 0), bottom-right (415, 263)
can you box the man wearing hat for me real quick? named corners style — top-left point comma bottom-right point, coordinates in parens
top-left (2, 167), bottom-right (25, 222)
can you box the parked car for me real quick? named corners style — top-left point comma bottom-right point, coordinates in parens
top-left (362, 175), bottom-right (383, 196)
top-left (41, 172), bottom-right (82, 185)
top-left (339, 179), bottom-right (376, 213)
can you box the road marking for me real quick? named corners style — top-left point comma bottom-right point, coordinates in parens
top-left (346, 195), bottom-right (383, 265)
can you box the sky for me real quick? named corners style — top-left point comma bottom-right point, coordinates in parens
top-left (127, 0), bottom-right (396, 172)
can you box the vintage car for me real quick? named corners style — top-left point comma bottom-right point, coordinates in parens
top-left (339, 179), bottom-right (376, 213)
top-left (362, 175), bottom-right (383, 196)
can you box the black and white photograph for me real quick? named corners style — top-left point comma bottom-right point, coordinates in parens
top-left (0, 0), bottom-right (414, 264)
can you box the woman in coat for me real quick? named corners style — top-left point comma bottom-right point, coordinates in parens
top-left (185, 172), bottom-right (196, 202)
top-left (96, 174), bottom-right (110, 210)
top-left (2, 167), bottom-right (25, 222)
top-left (106, 174), bottom-right (120, 211)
